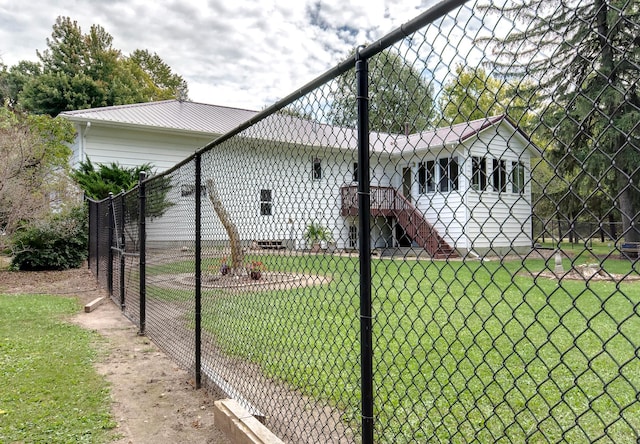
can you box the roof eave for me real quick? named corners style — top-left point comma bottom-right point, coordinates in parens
top-left (62, 115), bottom-right (220, 138)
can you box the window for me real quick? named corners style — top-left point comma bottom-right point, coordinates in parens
top-left (472, 157), bottom-right (487, 191)
top-left (492, 159), bottom-right (507, 192)
top-left (260, 189), bottom-right (272, 216)
top-left (348, 225), bottom-right (358, 248)
top-left (438, 157), bottom-right (459, 192)
top-left (426, 160), bottom-right (435, 192)
top-left (512, 161), bottom-right (525, 193)
top-left (353, 162), bottom-right (359, 183)
top-left (418, 161), bottom-right (436, 193)
top-left (313, 158), bottom-right (322, 180)
top-left (181, 184), bottom-right (206, 197)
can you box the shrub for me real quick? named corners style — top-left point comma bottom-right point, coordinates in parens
top-left (304, 221), bottom-right (333, 244)
top-left (11, 206), bottom-right (88, 271)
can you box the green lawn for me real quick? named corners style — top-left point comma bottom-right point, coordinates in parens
top-left (145, 252), bottom-right (640, 442)
top-left (536, 239), bottom-right (636, 261)
top-left (0, 294), bottom-right (116, 443)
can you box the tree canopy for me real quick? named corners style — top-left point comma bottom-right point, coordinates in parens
top-left (328, 48), bottom-right (437, 133)
top-left (439, 65), bottom-right (505, 125)
top-left (482, 0), bottom-right (640, 242)
top-left (4, 16), bottom-right (188, 116)
top-left (0, 106), bottom-right (76, 251)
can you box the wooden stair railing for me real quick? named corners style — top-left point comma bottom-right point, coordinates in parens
top-left (391, 191), bottom-right (458, 259)
top-left (340, 186), bottom-right (458, 258)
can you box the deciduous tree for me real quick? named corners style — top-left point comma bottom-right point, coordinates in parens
top-left (0, 107), bottom-right (75, 251)
top-left (16, 16), bottom-right (188, 116)
top-left (439, 65), bottom-right (505, 125)
top-left (328, 48), bottom-right (437, 133)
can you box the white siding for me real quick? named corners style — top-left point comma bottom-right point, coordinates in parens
top-left (86, 116), bottom-right (534, 255)
top-left (391, 121), bottom-right (535, 253)
top-left (145, 141), bottom-right (358, 250)
top-left (79, 126), bottom-right (214, 171)
top-left (461, 123), bottom-right (534, 252)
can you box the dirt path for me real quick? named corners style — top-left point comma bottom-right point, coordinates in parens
top-left (0, 267), bottom-right (230, 444)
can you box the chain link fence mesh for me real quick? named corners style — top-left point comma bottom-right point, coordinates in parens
top-left (86, 1), bottom-right (639, 442)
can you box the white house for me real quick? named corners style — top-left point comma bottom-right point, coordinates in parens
top-left (61, 100), bottom-right (539, 257)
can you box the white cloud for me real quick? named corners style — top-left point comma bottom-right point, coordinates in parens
top-left (0, 0), bottom-right (488, 110)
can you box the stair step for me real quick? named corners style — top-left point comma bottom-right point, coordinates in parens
top-left (392, 194), bottom-right (457, 259)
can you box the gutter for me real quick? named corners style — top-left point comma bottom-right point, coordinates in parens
top-left (61, 115), bottom-right (221, 139)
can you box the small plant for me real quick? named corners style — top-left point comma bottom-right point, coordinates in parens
top-left (219, 257), bottom-right (230, 275)
top-left (304, 222), bottom-right (333, 252)
top-left (248, 260), bottom-right (266, 280)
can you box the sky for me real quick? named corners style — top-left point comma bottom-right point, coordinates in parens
top-left (0, 0), bottom-right (468, 111)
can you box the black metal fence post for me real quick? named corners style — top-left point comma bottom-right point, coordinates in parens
top-left (95, 200), bottom-right (100, 283)
top-left (195, 153), bottom-right (202, 389)
top-left (107, 193), bottom-right (114, 296)
top-left (88, 199), bottom-right (95, 272)
top-left (138, 172), bottom-right (147, 335)
top-left (356, 48), bottom-right (374, 444)
top-left (119, 194), bottom-right (126, 310)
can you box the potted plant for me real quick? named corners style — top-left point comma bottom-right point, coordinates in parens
top-left (219, 257), bottom-right (230, 275)
top-left (248, 260), bottom-right (265, 280)
top-left (304, 222), bottom-right (333, 253)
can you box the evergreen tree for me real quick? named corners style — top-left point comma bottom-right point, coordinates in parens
top-left (130, 49), bottom-right (188, 100)
top-left (71, 159), bottom-right (173, 220)
top-left (18, 16), bottom-right (188, 116)
top-left (71, 158), bottom-right (154, 200)
top-left (483, 0), bottom-right (640, 242)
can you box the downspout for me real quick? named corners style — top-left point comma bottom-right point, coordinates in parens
top-left (464, 143), bottom-right (470, 253)
top-left (79, 121), bottom-right (91, 165)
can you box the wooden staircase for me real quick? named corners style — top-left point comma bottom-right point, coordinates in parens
top-left (340, 186), bottom-right (458, 259)
top-left (391, 192), bottom-right (458, 259)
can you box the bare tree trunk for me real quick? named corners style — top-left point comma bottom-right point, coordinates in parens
top-left (608, 213), bottom-right (617, 241)
top-left (618, 172), bottom-right (640, 243)
top-left (205, 179), bottom-right (244, 271)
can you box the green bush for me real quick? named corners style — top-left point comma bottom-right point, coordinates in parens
top-left (11, 206), bottom-right (88, 271)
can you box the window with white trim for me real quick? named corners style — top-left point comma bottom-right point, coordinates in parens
top-left (418, 161), bottom-right (436, 193)
top-left (313, 158), bottom-right (322, 180)
top-left (471, 156), bottom-right (487, 191)
top-left (438, 157), bottom-right (459, 192)
top-left (260, 189), bottom-right (272, 216)
top-left (492, 159), bottom-right (507, 193)
top-left (511, 161), bottom-right (525, 193)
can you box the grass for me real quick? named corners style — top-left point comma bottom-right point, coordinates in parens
top-left (536, 239), bottom-right (635, 261)
top-left (0, 294), bottom-right (116, 443)
top-left (145, 249), bottom-right (640, 442)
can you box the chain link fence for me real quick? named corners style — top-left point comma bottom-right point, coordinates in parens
top-left (86, 0), bottom-right (640, 442)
